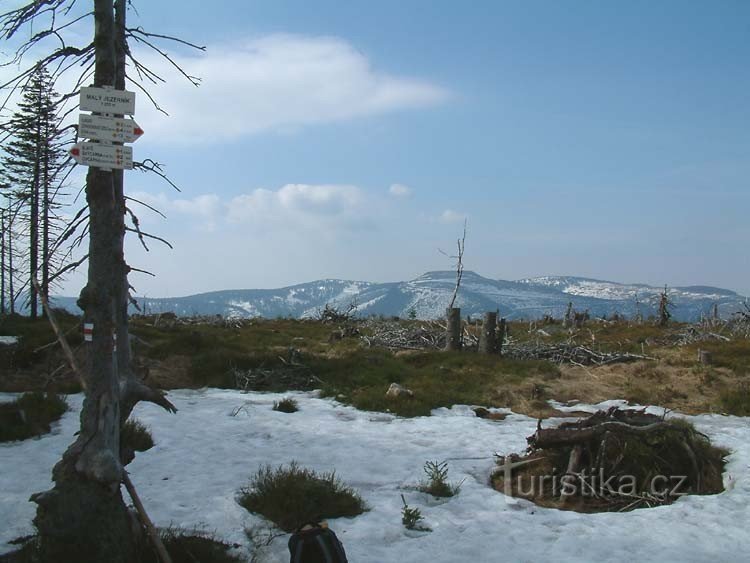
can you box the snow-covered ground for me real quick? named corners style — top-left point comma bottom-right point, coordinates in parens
top-left (1, 390), bottom-right (749, 562)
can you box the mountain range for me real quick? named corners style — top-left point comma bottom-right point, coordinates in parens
top-left (52, 271), bottom-right (746, 322)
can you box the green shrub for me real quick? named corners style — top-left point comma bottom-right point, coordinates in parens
top-left (238, 462), bottom-right (366, 532)
top-left (0, 392), bottom-right (68, 442)
top-left (121, 419), bottom-right (155, 452)
top-left (272, 397), bottom-right (298, 413)
top-left (418, 460), bottom-right (463, 498)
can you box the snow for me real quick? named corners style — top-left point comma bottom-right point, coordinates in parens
top-left (1, 390), bottom-right (750, 562)
top-left (0, 336), bottom-right (18, 346)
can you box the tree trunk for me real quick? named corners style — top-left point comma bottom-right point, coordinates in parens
top-left (1, 207), bottom-right (5, 315)
top-left (32, 2), bottom-right (137, 561)
top-left (29, 104), bottom-right (40, 318)
top-left (478, 311), bottom-right (498, 354)
top-left (497, 317), bottom-right (506, 356)
top-left (444, 307), bottom-right (462, 351)
top-left (41, 120), bottom-right (50, 310)
top-left (8, 214), bottom-right (14, 314)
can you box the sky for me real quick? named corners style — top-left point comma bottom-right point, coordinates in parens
top-left (5, 0), bottom-right (750, 297)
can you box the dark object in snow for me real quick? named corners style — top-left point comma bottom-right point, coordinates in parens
top-left (492, 406), bottom-right (728, 512)
top-left (288, 522), bottom-right (348, 563)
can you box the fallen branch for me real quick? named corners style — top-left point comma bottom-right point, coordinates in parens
top-left (122, 472), bottom-right (172, 563)
top-left (32, 277), bottom-right (87, 391)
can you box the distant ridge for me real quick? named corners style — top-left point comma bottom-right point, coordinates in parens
top-left (49, 271), bottom-right (746, 322)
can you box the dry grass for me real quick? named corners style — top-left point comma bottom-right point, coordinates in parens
top-left (3, 316), bottom-right (749, 417)
top-left (238, 462), bottom-right (366, 532)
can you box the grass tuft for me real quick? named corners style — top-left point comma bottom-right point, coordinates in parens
top-left (272, 397), bottom-right (298, 413)
top-left (121, 419), bottom-right (155, 452)
top-left (238, 462), bottom-right (366, 532)
top-left (153, 528), bottom-right (243, 563)
top-left (0, 392), bottom-right (68, 442)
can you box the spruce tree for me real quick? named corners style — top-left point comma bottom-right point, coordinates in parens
top-left (1, 64), bottom-right (69, 316)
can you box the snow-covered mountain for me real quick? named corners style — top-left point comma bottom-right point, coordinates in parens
top-left (52, 271), bottom-right (747, 321)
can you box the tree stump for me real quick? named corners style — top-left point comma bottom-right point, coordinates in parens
top-left (478, 311), bottom-right (498, 354)
top-left (699, 350), bottom-right (713, 365)
top-left (444, 307), bottom-right (462, 351)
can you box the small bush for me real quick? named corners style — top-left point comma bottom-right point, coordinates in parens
top-left (418, 460), bottom-right (463, 498)
top-left (0, 392), bottom-right (68, 442)
top-left (121, 419), bottom-right (155, 452)
top-left (272, 397), bottom-right (298, 413)
top-left (400, 495), bottom-right (430, 532)
top-left (238, 462), bottom-right (366, 532)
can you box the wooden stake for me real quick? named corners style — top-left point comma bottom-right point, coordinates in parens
top-left (32, 277), bottom-right (87, 390)
top-left (123, 472), bottom-right (173, 563)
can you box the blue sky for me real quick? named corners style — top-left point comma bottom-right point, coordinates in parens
top-left (47, 1), bottom-right (750, 296)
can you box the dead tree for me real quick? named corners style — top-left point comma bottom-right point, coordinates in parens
top-left (563, 301), bottom-right (573, 328)
top-left (1, 2), bottom-right (198, 559)
top-left (442, 219), bottom-right (466, 351)
top-left (658, 285), bottom-right (673, 327)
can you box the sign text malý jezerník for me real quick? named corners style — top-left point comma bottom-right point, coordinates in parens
top-left (80, 86), bottom-right (136, 115)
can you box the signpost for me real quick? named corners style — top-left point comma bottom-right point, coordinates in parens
top-left (70, 143), bottom-right (133, 170)
top-left (72, 85), bottom-right (142, 170)
top-left (79, 114), bottom-right (144, 143)
top-left (79, 86), bottom-right (136, 114)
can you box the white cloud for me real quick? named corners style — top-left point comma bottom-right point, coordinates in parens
top-left (228, 183), bottom-right (367, 231)
top-left (137, 34), bottom-right (449, 144)
top-left (438, 209), bottom-right (467, 223)
top-left (389, 183), bottom-right (412, 198)
top-left (172, 194), bottom-right (222, 230)
top-left (131, 183), bottom-right (371, 233)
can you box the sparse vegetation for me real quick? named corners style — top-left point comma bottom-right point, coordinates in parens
top-left (272, 397), bottom-right (299, 413)
top-left (238, 462), bottom-right (366, 532)
top-left (3, 315), bottom-right (750, 418)
top-left (400, 494), bottom-right (430, 532)
top-left (151, 528), bottom-right (243, 563)
top-left (719, 383), bottom-right (750, 416)
top-left (418, 460), bottom-right (463, 498)
top-left (0, 391), bottom-right (67, 442)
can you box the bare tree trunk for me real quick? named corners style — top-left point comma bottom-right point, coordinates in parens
top-left (497, 317), bottom-right (506, 356)
top-left (31, 2), bottom-right (137, 560)
top-left (8, 209), bottom-right (15, 314)
top-left (478, 311), bottom-right (498, 354)
top-left (1, 207), bottom-right (5, 315)
top-left (445, 307), bottom-right (462, 351)
top-left (29, 96), bottom-right (41, 318)
top-left (41, 121), bottom-right (50, 310)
